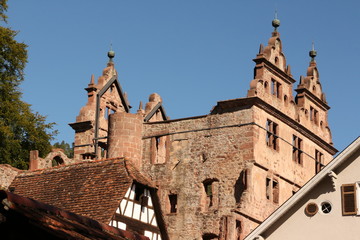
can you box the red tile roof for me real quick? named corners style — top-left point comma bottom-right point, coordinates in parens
top-left (10, 158), bottom-right (154, 224)
top-left (0, 190), bottom-right (149, 240)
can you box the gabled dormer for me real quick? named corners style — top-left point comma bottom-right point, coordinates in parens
top-left (247, 16), bottom-right (296, 116)
top-left (295, 46), bottom-right (333, 145)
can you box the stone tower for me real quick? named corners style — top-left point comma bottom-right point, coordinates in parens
top-left (69, 51), bottom-right (131, 160)
top-left (70, 17), bottom-right (337, 240)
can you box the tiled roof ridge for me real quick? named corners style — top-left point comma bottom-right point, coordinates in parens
top-left (17, 157), bottom-right (126, 177)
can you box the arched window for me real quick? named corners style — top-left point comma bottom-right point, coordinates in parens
top-left (52, 156), bottom-right (64, 167)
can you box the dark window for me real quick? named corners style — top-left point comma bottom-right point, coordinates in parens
top-left (310, 106), bottom-right (319, 124)
top-left (292, 135), bottom-right (303, 165)
top-left (266, 120), bottom-right (279, 150)
top-left (341, 184), bottom-right (357, 215)
top-left (134, 184), bottom-right (145, 202)
top-left (315, 150), bottom-right (324, 174)
top-left (169, 194), bottom-right (177, 213)
top-left (234, 169), bottom-right (248, 203)
top-left (266, 177), bottom-right (279, 204)
top-left (271, 79), bottom-right (282, 98)
top-left (52, 156), bottom-right (64, 167)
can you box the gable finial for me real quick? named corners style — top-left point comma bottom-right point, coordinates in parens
top-left (309, 41), bottom-right (317, 62)
top-left (272, 10), bottom-right (280, 32)
top-left (108, 43), bottom-right (115, 62)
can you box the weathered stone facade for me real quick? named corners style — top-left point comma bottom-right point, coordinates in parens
top-left (66, 19), bottom-right (337, 239)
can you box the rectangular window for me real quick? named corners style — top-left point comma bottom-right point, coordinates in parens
top-left (266, 177), bottom-right (279, 204)
top-left (292, 135), bottom-right (303, 165)
top-left (271, 79), bottom-right (282, 98)
top-left (341, 184), bottom-right (357, 215)
top-left (315, 150), bottom-right (324, 174)
top-left (310, 106), bottom-right (319, 124)
top-left (151, 136), bottom-right (169, 164)
top-left (169, 194), bottom-right (178, 213)
top-left (266, 120), bottom-right (279, 150)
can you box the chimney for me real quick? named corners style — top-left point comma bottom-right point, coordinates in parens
top-left (29, 150), bottom-right (39, 170)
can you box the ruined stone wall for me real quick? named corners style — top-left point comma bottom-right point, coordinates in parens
top-left (141, 108), bottom-right (256, 239)
top-left (0, 165), bottom-right (21, 189)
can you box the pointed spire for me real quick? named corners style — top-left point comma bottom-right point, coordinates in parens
top-left (258, 43), bottom-right (264, 54)
top-left (90, 74), bottom-right (95, 85)
top-left (139, 101), bottom-right (143, 111)
top-left (272, 10), bottom-right (280, 32)
top-left (309, 42), bottom-right (317, 63)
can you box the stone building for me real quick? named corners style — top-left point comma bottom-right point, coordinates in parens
top-left (0, 18), bottom-right (338, 240)
top-left (67, 17), bottom-right (337, 239)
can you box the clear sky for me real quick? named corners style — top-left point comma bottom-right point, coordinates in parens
top-left (5, 0), bottom-right (360, 153)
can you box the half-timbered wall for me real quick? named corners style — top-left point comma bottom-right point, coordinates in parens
top-left (110, 183), bottom-right (162, 240)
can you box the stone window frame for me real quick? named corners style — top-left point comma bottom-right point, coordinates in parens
top-left (270, 78), bottom-right (282, 99)
top-left (266, 177), bottom-right (279, 204)
top-left (315, 149), bottom-right (324, 174)
top-left (292, 135), bottom-right (303, 165)
top-left (202, 178), bottom-right (219, 211)
top-left (150, 135), bottom-right (170, 164)
top-left (266, 120), bottom-right (279, 151)
top-left (168, 193), bottom-right (178, 214)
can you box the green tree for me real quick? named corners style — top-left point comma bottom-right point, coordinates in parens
top-left (53, 141), bottom-right (73, 158)
top-left (0, 0), bottom-right (56, 169)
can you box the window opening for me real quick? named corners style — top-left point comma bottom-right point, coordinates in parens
top-left (310, 106), bottom-right (319, 124)
top-left (169, 194), bottom-right (177, 213)
top-left (203, 179), bottom-right (218, 210)
top-left (134, 184), bottom-right (145, 202)
top-left (266, 177), bottom-right (279, 203)
top-left (272, 180), bottom-right (279, 204)
top-left (236, 220), bottom-right (242, 240)
top-left (266, 120), bottom-right (278, 150)
top-left (315, 150), bottom-right (324, 174)
top-left (52, 156), bottom-right (64, 167)
top-left (341, 184), bottom-right (357, 215)
top-left (271, 79), bottom-right (281, 98)
top-left (234, 169), bottom-right (248, 203)
top-left (321, 202), bottom-right (332, 214)
top-left (292, 135), bottom-right (303, 165)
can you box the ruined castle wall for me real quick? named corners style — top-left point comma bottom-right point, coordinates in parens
top-left (141, 108), bottom-right (256, 239)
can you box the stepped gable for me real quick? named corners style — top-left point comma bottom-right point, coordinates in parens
top-left (9, 158), bottom-right (154, 224)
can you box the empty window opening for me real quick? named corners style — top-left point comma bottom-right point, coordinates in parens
top-left (203, 179), bottom-right (219, 210)
top-left (272, 180), bottom-right (279, 204)
top-left (134, 184), bottom-right (145, 202)
top-left (292, 135), bottom-right (303, 165)
top-left (315, 150), bottom-right (324, 174)
top-left (266, 177), bottom-right (279, 204)
top-left (266, 120), bottom-right (279, 150)
top-left (152, 136), bottom-right (168, 164)
top-left (169, 194), bottom-right (177, 213)
top-left (52, 156), bottom-right (64, 167)
top-left (236, 220), bottom-right (242, 240)
top-left (310, 106), bottom-right (319, 124)
top-left (234, 169), bottom-right (248, 203)
top-left (271, 79), bottom-right (282, 98)
top-left (202, 233), bottom-right (219, 240)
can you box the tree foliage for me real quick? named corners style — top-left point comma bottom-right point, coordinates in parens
top-left (53, 141), bottom-right (73, 158)
top-left (0, 0), bottom-right (56, 169)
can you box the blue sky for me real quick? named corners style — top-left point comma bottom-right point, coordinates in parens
top-left (6, 0), bottom-right (360, 152)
